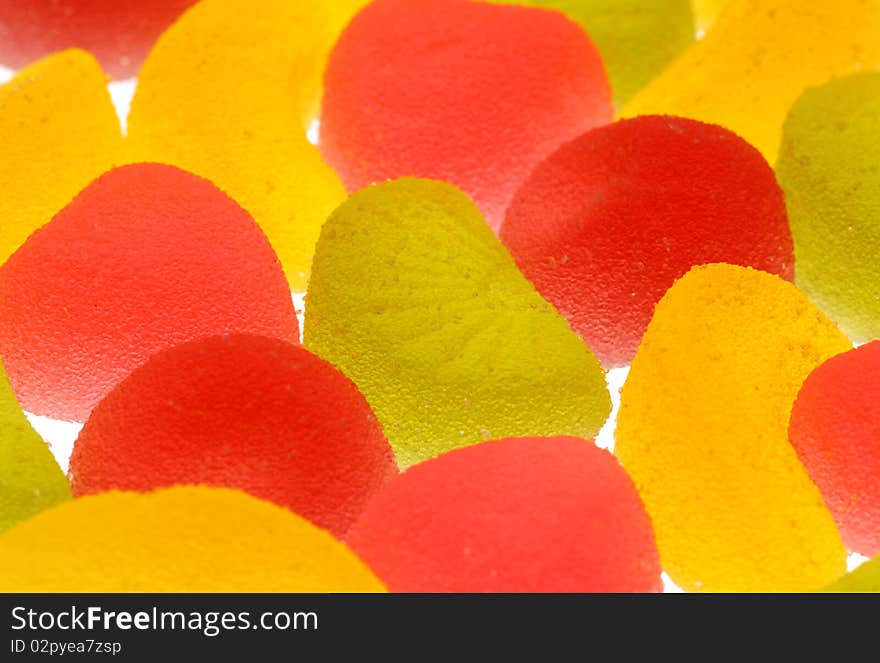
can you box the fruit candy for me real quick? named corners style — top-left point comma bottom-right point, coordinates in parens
top-left (789, 342), bottom-right (880, 557)
top-left (0, 359), bottom-right (70, 534)
top-left (126, 0), bottom-right (363, 290)
top-left (320, 0), bottom-right (612, 231)
top-left (776, 72), bottom-right (880, 343)
top-left (501, 115), bottom-right (792, 367)
top-left (492, 0), bottom-right (694, 106)
top-left (348, 437), bottom-right (661, 592)
top-left (304, 178), bottom-right (610, 469)
top-left (0, 163), bottom-right (298, 422)
top-left (0, 487), bottom-right (385, 592)
top-left (0, 0), bottom-right (195, 78)
top-left (0, 49), bottom-right (122, 267)
top-left (825, 556), bottom-right (880, 592)
top-left (621, 0), bottom-right (880, 162)
top-left (616, 264), bottom-right (850, 592)
top-left (70, 335), bottom-right (397, 538)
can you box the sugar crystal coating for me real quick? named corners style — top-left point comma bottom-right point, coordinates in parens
top-left (70, 335), bottom-right (397, 538)
top-left (0, 163), bottom-right (298, 422)
top-left (789, 342), bottom-right (880, 557)
top-left (348, 436), bottom-right (662, 592)
top-left (616, 264), bottom-right (849, 592)
top-left (776, 72), bottom-right (880, 342)
top-left (320, 0), bottom-right (613, 230)
top-left (501, 115), bottom-right (793, 367)
top-left (304, 178), bottom-right (610, 469)
top-left (0, 487), bottom-right (385, 592)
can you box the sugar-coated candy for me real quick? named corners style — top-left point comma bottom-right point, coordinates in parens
top-left (0, 163), bottom-right (298, 422)
top-left (70, 335), bottom-right (397, 538)
top-left (616, 264), bottom-right (849, 592)
top-left (0, 0), bottom-right (195, 78)
top-left (126, 0), bottom-right (363, 290)
top-left (0, 50), bottom-right (122, 267)
top-left (691, 0), bottom-right (729, 33)
top-left (776, 72), bottom-right (880, 342)
top-left (304, 178), bottom-right (610, 469)
top-left (0, 359), bottom-right (70, 534)
top-left (501, 115), bottom-right (792, 367)
top-left (622, 0), bottom-right (880, 162)
top-left (320, 0), bottom-right (612, 230)
top-left (0, 487), bottom-right (385, 592)
top-left (789, 342), bottom-right (880, 557)
top-left (493, 0), bottom-right (694, 106)
top-left (348, 437), bottom-right (661, 592)
top-left (825, 556), bottom-right (880, 592)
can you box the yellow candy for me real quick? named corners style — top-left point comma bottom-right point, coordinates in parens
top-left (0, 49), bottom-right (122, 266)
top-left (616, 264), bottom-right (849, 592)
top-left (621, 0), bottom-right (880, 162)
top-left (126, 0), bottom-right (364, 291)
top-left (0, 359), bottom-right (70, 534)
top-left (691, 0), bottom-right (729, 33)
top-left (825, 557), bottom-right (880, 592)
top-left (0, 487), bottom-right (385, 592)
top-left (304, 178), bottom-right (610, 469)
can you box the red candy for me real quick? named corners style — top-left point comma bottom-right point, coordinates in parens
top-left (789, 341), bottom-right (880, 557)
top-left (347, 436), bottom-right (662, 592)
top-left (70, 335), bottom-right (397, 538)
top-left (320, 0), bottom-right (612, 231)
top-left (0, 163), bottom-right (298, 422)
top-left (500, 115), bottom-right (794, 366)
top-left (0, 0), bottom-right (196, 78)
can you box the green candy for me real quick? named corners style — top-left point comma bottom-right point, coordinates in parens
top-left (304, 179), bottom-right (610, 468)
top-left (0, 360), bottom-right (70, 533)
top-left (777, 72), bottom-right (880, 343)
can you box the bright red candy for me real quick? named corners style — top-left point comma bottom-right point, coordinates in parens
top-left (319, 0), bottom-right (612, 231)
top-left (789, 341), bottom-right (880, 557)
top-left (69, 334), bottom-right (397, 538)
top-left (347, 436), bottom-right (662, 592)
top-left (0, 163), bottom-right (298, 422)
top-left (0, 0), bottom-right (196, 78)
top-left (500, 115), bottom-right (794, 367)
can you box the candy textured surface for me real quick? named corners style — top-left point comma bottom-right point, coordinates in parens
top-left (825, 556), bottom-right (880, 592)
top-left (0, 163), bottom-right (298, 422)
top-left (0, 49), bottom-right (122, 267)
top-left (621, 0), bottom-right (880, 162)
top-left (615, 264), bottom-right (850, 592)
top-left (304, 179), bottom-right (610, 469)
top-left (0, 487), bottom-right (385, 592)
top-left (493, 0), bottom-right (694, 105)
top-left (0, 360), bottom-right (70, 534)
top-left (126, 0), bottom-right (363, 290)
top-left (691, 0), bottom-right (729, 32)
top-left (789, 342), bottom-right (880, 557)
top-left (501, 115), bottom-right (793, 367)
top-left (348, 436), bottom-right (661, 592)
top-left (776, 73), bottom-right (880, 342)
top-left (320, 0), bottom-right (613, 230)
top-left (70, 335), bottom-right (397, 538)
top-left (0, 0), bottom-right (195, 78)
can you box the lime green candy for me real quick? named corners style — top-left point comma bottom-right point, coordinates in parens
top-left (825, 558), bottom-right (880, 592)
top-left (776, 72), bottom-right (880, 343)
top-left (492, 0), bottom-right (694, 106)
top-left (304, 179), bottom-right (610, 468)
top-left (0, 360), bottom-right (70, 533)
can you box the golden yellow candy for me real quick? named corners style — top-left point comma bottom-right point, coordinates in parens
top-left (621, 0), bottom-right (880, 162)
top-left (304, 178), bottom-right (610, 469)
top-left (691, 0), bottom-right (729, 33)
top-left (0, 487), bottom-right (385, 592)
top-left (616, 264), bottom-right (849, 592)
top-left (126, 0), bottom-right (364, 290)
top-left (825, 557), bottom-right (880, 592)
top-left (0, 49), bottom-right (122, 266)
top-left (0, 359), bottom-right (70, 534)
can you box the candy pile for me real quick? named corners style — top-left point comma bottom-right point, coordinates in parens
top-left (0, 0), bottom-right (877, 593)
